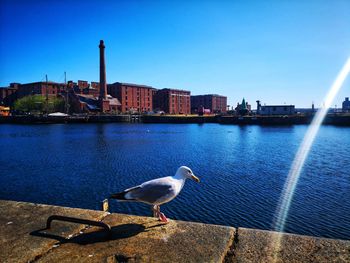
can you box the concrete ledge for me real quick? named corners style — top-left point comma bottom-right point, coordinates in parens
top-left (232, 228), bottom-right (350, 263)
top-left (0, 200), bottom-right (107, 263)
top-left (37, 213), bottom-right (235, 263)
top-left (0, 200), bottom-right (349, 263)
top-left (0, 200), bottom-right (234, 263)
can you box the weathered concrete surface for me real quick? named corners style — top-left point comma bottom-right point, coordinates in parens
top-left (0, 200), bottom-right (235, 263)
top-left (232, 228), bottom-right (350, 263)
top-left (1, 200), bottom-right (349, 263)
top-left (37, 213), bottom-right (235, 263)
top-left (0, 200), bottom-right (107, 263)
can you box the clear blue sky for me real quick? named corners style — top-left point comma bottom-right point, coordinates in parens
top-left (1, 0), bottom-right (349, 108)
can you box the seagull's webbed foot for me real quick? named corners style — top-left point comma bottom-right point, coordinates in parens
top-left (157, 205), bottom-right (169, 223)
top-left (158, 212), bottom-right (169, 223)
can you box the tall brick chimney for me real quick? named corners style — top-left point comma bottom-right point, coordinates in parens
top-left (99, 40), bottom-right (109, 112)
top-left (99, 40), bottom-right (107, 100)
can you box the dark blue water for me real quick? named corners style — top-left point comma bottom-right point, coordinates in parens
top-left (0, 123), bottom-right (349, 240)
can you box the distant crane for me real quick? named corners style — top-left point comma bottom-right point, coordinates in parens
top-left (45, 74), bottom-right (49, 114)
top-left (64, 72), bottom-right (69, 114)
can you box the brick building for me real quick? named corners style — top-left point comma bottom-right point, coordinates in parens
top-left (67, 81), bottom-right (77, 90)
top-left (154, 88), bottom-right (191, 114)
top-left (78, 80), bottom-right (88, 89)
top-left (107, 82), bottom-right (154, 113)
top-left (69, 80), bottom-right (100, 97)
top-left (66, 80), bottom-right (100, 97)
top-left (191, 94), bottom-right (227, 114)
top-left (15, 81), bottom-right (66, 99)
top-left (0, 85), bottom-right (17, 106)
top-left (89, 82), bottom-right (100, 97)
top-left (0, 82), bottom-right (66, 107)
top-left (74, 80), bottom-right (88, 94)
top-left (0, 79), bottom-right (123, 113)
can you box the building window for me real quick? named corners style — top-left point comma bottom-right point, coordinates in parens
top-left (284, 107), bottom-right (287, 111)
top-left (273, 107), bottom-right (276, 111)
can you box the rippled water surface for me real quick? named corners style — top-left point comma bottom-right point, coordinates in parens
top-left (0, 123), bottom-right (349, 240)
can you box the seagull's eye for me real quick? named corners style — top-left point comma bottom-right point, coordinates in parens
top-left (188, 170), bottom-right (192, 174)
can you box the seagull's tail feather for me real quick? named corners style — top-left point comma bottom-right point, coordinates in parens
top-left (110, 191), bottom-right (129, 200)
top-left (109, 186), bottom-right (141, 201)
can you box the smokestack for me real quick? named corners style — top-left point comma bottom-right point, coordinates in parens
top-left (99, 40), bottom-right (107, 100)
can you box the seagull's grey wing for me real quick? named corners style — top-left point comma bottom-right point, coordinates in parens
top-left (127, 182), bottom-right (174, 204)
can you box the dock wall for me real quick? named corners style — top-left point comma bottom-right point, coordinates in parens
top-left (1, 200), bottom-right (349, 262)
top-left (1, 114), bottom-right (350, 125)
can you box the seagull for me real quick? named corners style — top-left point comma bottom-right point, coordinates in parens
top-left (110, 166), bottom-right (200, 223)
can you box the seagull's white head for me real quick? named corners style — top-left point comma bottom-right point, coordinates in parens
top-left (176, 166), bottom-right (200, 183)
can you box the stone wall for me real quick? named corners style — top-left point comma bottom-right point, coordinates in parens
top-left (0, 200), bottom-right (349, 262)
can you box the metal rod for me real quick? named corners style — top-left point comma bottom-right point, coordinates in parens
top-left (46, 74), bottom-right (48, 113)
top-left (64, 71), bottom-right (69, 114)
top-left (46, 215), bottom-right (111, 233)
top-left (102, 199), bottom-right (109, 212)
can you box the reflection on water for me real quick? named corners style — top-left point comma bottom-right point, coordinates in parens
top-left (0, 123), bottom-right (349, 240)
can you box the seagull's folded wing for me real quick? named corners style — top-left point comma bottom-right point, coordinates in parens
top-left (126, 181), bottom-right (174, 204)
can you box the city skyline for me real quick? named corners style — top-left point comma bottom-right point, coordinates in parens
top-left (1, 0), bottom-right (349, 108)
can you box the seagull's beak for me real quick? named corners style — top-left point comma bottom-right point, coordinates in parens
top-left (191, 174), bottom-right (200, 183)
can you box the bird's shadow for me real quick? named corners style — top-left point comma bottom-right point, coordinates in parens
top-left (30, 222), bottom-right (164, 245)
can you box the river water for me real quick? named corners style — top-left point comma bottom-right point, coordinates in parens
top-left (0, 123), bottom-right (349, 240)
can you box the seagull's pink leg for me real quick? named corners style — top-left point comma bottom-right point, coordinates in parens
top-left (157, 205), bottom-right (169, 223)
top-left (152, 205), bottom-right (158, 218)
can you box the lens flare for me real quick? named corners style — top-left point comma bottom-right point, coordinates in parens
top-left (269, 57), bottom-right (350, 262)
top-left (274, 57), bottom-right (350, 233)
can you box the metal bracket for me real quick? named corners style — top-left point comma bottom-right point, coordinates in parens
top-left (102, 199), bottom-right (109, 212)
top-left (46, 215), bottom-right (111, 233)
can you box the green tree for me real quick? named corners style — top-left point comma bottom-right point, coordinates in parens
top-left (14, 95), bottom-right (65, 114)
top-left (48, 97), bottom-right (65, 113)
top-left (14, 95), bottom-right (44, 113)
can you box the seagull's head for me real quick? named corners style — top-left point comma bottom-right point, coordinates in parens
top-left (177, 166), bottom-right (200, 183)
